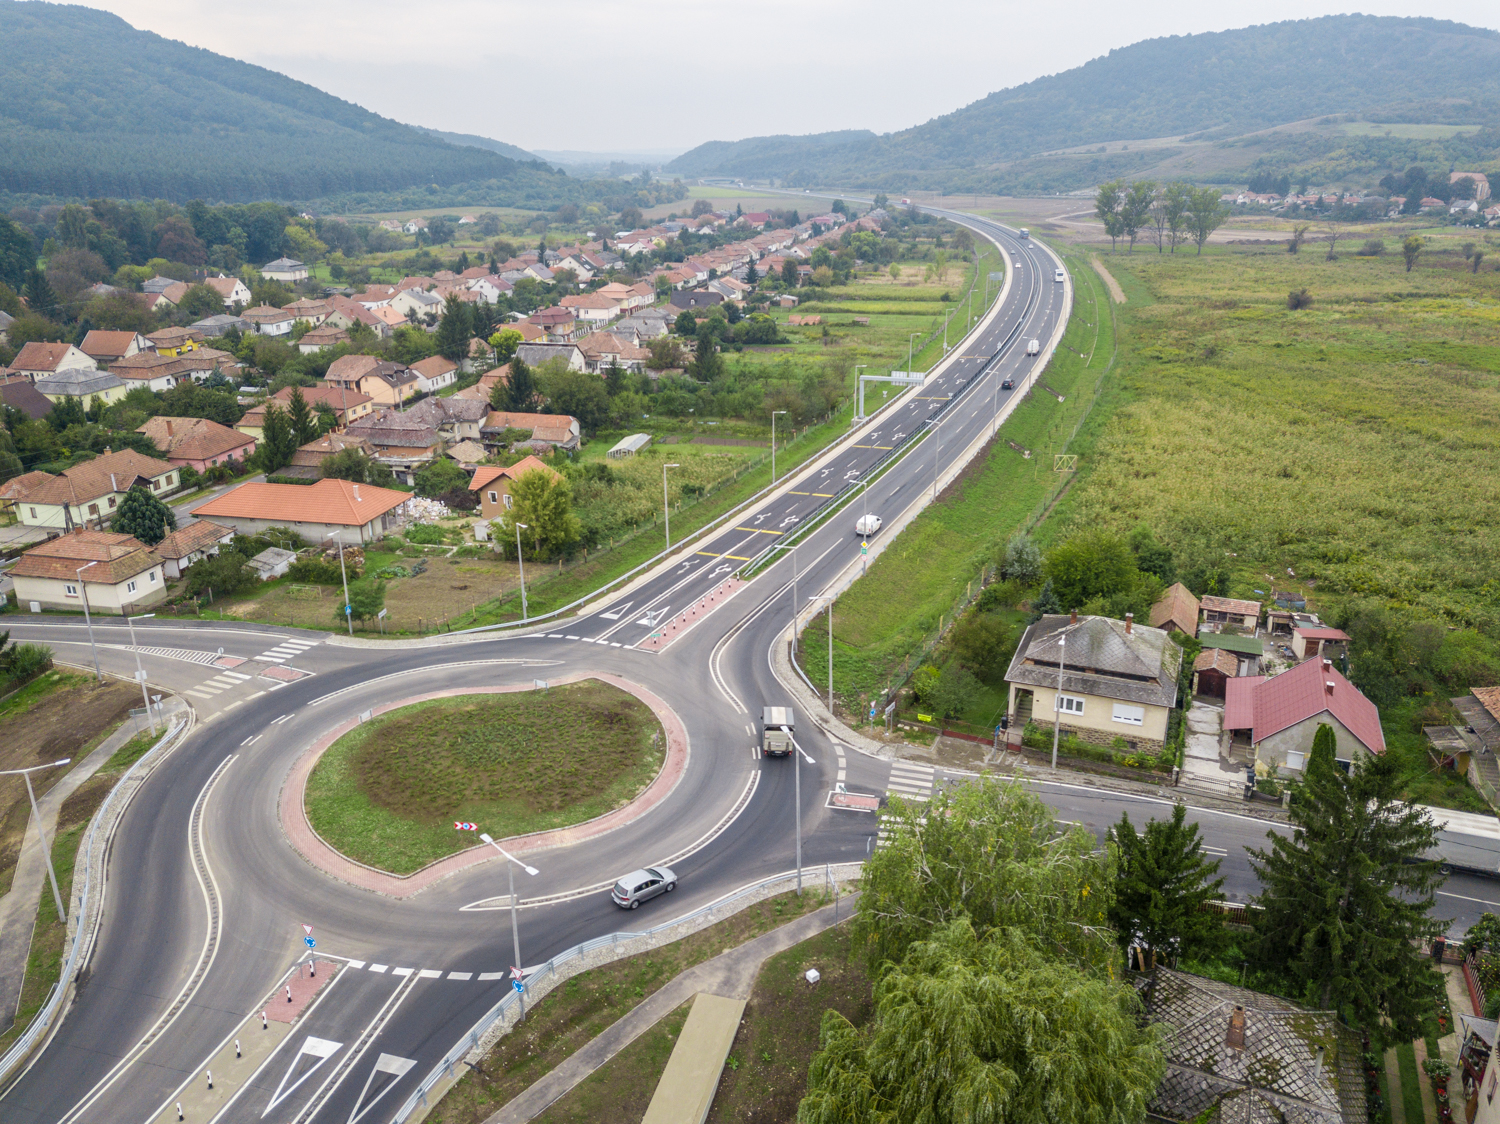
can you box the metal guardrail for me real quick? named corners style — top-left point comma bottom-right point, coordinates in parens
top-left (0, 717), bottom-right (184, 1089)
top-left (391, 862), bottom-right (859, 1122)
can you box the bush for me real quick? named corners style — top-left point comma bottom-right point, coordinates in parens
top-left (1286, 287), bottom-right (1313, 311)
top-left (286, 558), bottom-right (348, 584)
top-left (404, 523), bottom-right (450, 545)
top-left (1356, 238), bottom-right (1386, 256)
top-left (183, 551), bottom-right (255, 597)
top-left (437, 486), bottom-right (477, 512)
top-left (4, 641), bottom-right (53, 684)
top-left (1256, 775), bottom-right (1283, 798)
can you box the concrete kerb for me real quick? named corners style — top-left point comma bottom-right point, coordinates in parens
top-left (276, 673), bottom-right (691, 898)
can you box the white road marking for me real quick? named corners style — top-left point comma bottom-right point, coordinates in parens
top-left (368, 964), bottom-right (388, 973)
top-left (446, 972), bottom-right (473, 980)
top-left (417, 969), bottom-right (442, 979)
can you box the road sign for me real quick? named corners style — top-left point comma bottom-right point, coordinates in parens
top-left (510, 966), bottom-right (524, 980)
top-left (860, 542), bottom-right (867, 556)
top-left (304, 935), bottom-right (316, 949)
top-left (303, 924), bottom-right (313, 935)
top-left (455, 821), bottom-right (477, 831)
top-left (345, 604), bottom-right (353, 615)
top-left (513, 979), bottom-right (525, 993)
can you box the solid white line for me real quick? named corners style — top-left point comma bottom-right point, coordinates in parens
top-left (1438, 890), bottom-right (1500, 906)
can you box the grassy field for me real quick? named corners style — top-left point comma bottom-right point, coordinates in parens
top-left (532, 1002), bottom-right (691, 1124)
top-left (800, 249), bottom-right (1116, 711)
top-left (304, 680), bottom-right (664, 874)
top-left (427, 889), bottom-right (829, 1124)
top-left (706, 921), bottom-right (873, 1123)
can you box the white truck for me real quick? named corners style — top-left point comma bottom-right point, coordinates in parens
top-left (762, 707), bottom-right (795, 757)
top-left (855, 513), bottom-right (883, 536)
top-left (1422, 806), bottom-right (1500, 877)
top-left (1025, 339), bottom-right (1040, 356)
top-left (1019, 228), bottom-right (1030, 238)
top-left (1054, 268), bottom-right (1066, 283)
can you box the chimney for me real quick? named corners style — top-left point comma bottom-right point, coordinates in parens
top-left (352, 484), bottom-right (361, 502)
top-left (1070, 610), bottom-right (1078, 625)
top-left (1322, 658), bottom-right (1333, 672)
top-left (1326, 680), bottom-right (1336, 695)
top-left (1125, 612), bottom-right (1134, 635)
top-left (166, 419), bottom-right (173, 437)
top-left (1225, 1005), bottom-right (1246, 1051)
top-left (110, 473), bottom-right (116, 492)
top-left (1313, 1045), bottom-right (1326, 1080)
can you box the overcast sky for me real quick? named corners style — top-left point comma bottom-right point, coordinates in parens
top-left (79, 0), bottom-right (1499, 157)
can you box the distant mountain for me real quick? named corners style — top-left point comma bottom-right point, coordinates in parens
top-left (419, 129), bottom-right (541, 165)
top-left (0, 1), bottom-right (565, 203)
top-left (668, 16), bottom-right (1500, 191)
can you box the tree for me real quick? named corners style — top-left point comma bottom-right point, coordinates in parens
top-left (1402, 234), bottom-right (1424, 273)
top-left (1108, 804), bottom-right (1226, 969)
top-left (1162, 182), bottom-right (1192, 252)
top-left (1186, 187), bottom-right (1230, 254)
top-left (1287, 223), bottom-right (1310, 254)
top-left (499, 355), bottom-right (538, 412)
top-left (0, 427), bottom-right (21, 483)
top-left (22, 268), bottom-right (59, 320)
top-left (1308, 722), bottom-right (1337, 777)
top-left (177, 283), bottom-right (224, 319)
top-left (539, 366), bottom-right (609, 433)
top-left (110, 484), bottom-right (176, 545)
top-left (1094, 179), bottom-right (1126, 252)
top-left (338, 579), bottom-right (386, 625)
top-left (434, 293), bottom-right (471, 362)
top-left (320, 447), bottom-right (394, 487)
top-left (674, 310), bottom-right (697, 337)
top-left (285, 386), bottom-right (317, 446)
top-left (258, 403), bottom-right (297, 472)
top-left (692, 326), bottom-right (724, 381)
top-left (498, 468), bottom-right (580, 561)
top-left (1120, 180), bottom-right (1156, 252)
top-left (413, 457), bottom-right (468, 498)
top-left (999, 532), bottom-right (1043, 585)
top-left (744, 260), bottom-right (758, 286)
top-left (1248, 750), bottom-right (1443, 1033)
top-left (0, 218), bottom-right (33, 292)
top-left (781, 259), bottom-right (798, 287)
top-left (1043, 531), bottom-right (1137, 610)
top-left (488, 327), bottom-right (523, 365)
top-left (183, 549), bottom-right (253, 598)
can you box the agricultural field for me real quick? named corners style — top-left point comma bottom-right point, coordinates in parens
top-left (304, 679), bottom-right (664, 874)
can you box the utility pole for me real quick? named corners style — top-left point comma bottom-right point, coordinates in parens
top-left (662, 463), bottom-right (679, 548)
top-left (514, 522), bottom-right (529, 620)
top-left (124, 612), bottom-right (157, 732)
top-left (1052, 633), bottom-right (1068, 769)
top-left (480, 834), bottom-right (538, 1020)
top-left (770, 411), bottom-right (786, 483)
top-left (3, 760), bottom-right (72, 923)
top-left (326, 531), bottom-right (352, 635)
top-left (75, 561), bottom-right (101, 683)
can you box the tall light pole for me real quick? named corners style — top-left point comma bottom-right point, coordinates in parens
top-left (479, 833), bottom-right (539, 1019)
top-left (770, 410), bottom-right (786, 483)
top-left (3, 760), bottom-right (72, 923)
top-left (324, 530), bottom-right (352, 635)
top-left (779, 726), bottom-right (816, 895)
top-left (907, 330), bottom-right (920, 375)
top-left (514, 522), bottom-right (529, 621)
top-left (851, 365), bottom-right (866, 419)
top-left (662, 462), bottom-right (679, 548)
top-left (1052, 631), bottom-right (1069, 770)
top-left (124, 612), bottom-right (157, 732)
top-left (75, 561), bottom-right (101, 683)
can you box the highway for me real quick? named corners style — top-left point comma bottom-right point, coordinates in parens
top-left (1, 214), bottom-right (1492, 1124)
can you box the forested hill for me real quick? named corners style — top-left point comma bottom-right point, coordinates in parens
top-left (0, 1), bottom-right (553, 203)
top-left (668, 15), bottom-right (1500, 188)
top-left (419, 129), bottom-right (541, 165)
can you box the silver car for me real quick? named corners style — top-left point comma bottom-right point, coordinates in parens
top-left (611, 866), bottom-right (677, 909)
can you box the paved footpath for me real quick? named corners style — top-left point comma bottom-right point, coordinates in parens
top-left (480, 894), bottom-right (858, 1124)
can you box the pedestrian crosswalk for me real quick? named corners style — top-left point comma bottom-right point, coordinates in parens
top-left (122, 645), bottom-right (223, 666)
top-left (253, 636), bottom-right (319, 663)
top-left (885, 762), bottom-right (935, 802)
top-left (184, 669), bottom-right (254, 700)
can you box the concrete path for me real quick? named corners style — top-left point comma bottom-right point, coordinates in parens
top-left (1385, 1047), bottom-right (1407, 1124)
top-left (0, 698), bottom-right (186, 1032)
top-left (481, 894), bottom-right (858, 1124)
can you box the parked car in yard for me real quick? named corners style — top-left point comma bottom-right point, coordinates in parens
top-left (611, 866), bottom-right (677, 908)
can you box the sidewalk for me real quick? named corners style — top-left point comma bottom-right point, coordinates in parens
top-left (0, 697), bottom-right (187, 1033)
top-left (480, 895), bottom-right (858, 1124)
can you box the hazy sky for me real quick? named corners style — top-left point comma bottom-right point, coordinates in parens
top-left (78, 0), bottom-right (1498, 156)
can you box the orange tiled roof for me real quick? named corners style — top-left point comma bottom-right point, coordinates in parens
top-left (15, 449), bottom-right (173, 508)
top-left (137, 417), bottom-right (254, 462)
top-left (470, 456), bottom-right (558, 491)
top-left (192, 478), bottom-right (409, 526)
top-left (12, 530), bottom-right (162, 583)
top-left (154, 520), bottom-right (234, 560)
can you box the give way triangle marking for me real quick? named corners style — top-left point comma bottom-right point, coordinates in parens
top-left (346, 1053), bottom-right (418, 1124)
top-left (263, 1035), bottom-right (342, 1117)
top-left (600, 601), bottom-right (632, 620)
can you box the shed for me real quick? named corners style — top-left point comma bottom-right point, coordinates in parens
top-left (1293, 626), bottom-right (1351, 663)
top-left (247, 547), bottom-right (296, 581)
top-left (609, 433), bottom-right (653, 459)
top-left (1193, 647), bottom-right (1242, 699)
top-left (1149, 582), bottom-right (1200, 637)
top-left (1199, 595), bottom-right (1261, 634)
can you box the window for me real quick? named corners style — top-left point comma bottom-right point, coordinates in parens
top-left (126, 580), bottom-right (137, 594)
top-left (152, 479), bottom-right (160, 490)
top-left (488, 491), bottom-right (498, 504)
top-left (88, 503), bottom-right (99, 515)
top-left (1055, 694), bottom-right (1085, 715)
top-left (1111, 703), bottom-right (1145, 726)
top-left (503, 494), bottom-right (514, 509)
top-left (149, 570), bottom-right (157, 584)
top-left (1285, 751), bottom-right (1306, 771)
top-left (64, 584), bottom-right (78, 597)
top-left (108, 496), bottom-right (116, 508)
top-left (29, 507), bottom-right (36, 518)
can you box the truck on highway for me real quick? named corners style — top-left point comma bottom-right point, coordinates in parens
top-left (1055, 268), bottom-right (1066, 283)
top-left (1026, 339), bottom-right (1040, 356)
top-left (1422, 806), bottom-right (1500, 877)
top-left (1019, 228), bottom-right (1029, 238)
top-left (762, 707), bottom-right (795, 756)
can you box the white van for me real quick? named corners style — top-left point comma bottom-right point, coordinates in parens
top-left (1026, 339), bottom-right (1040, 356)
top-left (1054, 268), bottom-right (1066, 283)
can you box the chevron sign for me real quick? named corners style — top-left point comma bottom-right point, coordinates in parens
top-left (455, 822), bottom-right (478, 831)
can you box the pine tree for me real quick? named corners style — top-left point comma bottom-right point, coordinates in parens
top-left (1248, 751), bottom-right (1443, 1032)
top-left (1308, 722), bottom-right (1338, 777)
top-left (1028, 578), bottom-right (1063, 621)
top-left (23, 267), bottom-right (58, 320)
top-left (259, 404), bottom-right (297, 472)
top-left (435, 293), bottom-right (471, 362)
top-left (285, 386), bottom-right (317, 446)
top-left (456, 251), bottom-right (470, 273)
top-left (745, 261), bottom-right (758, 286)
top-left (504, 355), bottom-right (537, 412)
top-left (1108, 804), bottom-right (1226, 969)
top-left (110, 484), bottom-right (176, 545)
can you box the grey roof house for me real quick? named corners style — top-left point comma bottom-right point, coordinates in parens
top-left (32, 369), bottom-right (128, 400)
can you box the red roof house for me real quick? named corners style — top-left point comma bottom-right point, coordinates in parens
top-left (1224, 656), bottom-right (1384, 774)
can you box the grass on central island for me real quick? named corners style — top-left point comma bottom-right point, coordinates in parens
top-left (305, 679), bottom-right (665, 875)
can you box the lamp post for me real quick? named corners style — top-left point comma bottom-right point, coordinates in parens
top-left (778, 726), bottom-right (817, 895)
top-left (479, 833), bottom-right (539, 1019)
top-left (2, 760), bottom-right (72, 922)
top-left (662, 462), bottom-right (680, 548)
top-left (1050, 626), bottom-right (1082, 770)
top-left (770, 411), bottom-right (786, 483)
top-left (852, 365), bottom-right (866, 419)
top-left (124, 612), bottom-right (157, 732)
top-left (324, 531), bottom-right (352, 636)
top-left (907, 331), bottom-right (920, 375)
top-left (514, 522), bottom-right (529, 621)
top-left (74, 561), bottom-right (101, 683)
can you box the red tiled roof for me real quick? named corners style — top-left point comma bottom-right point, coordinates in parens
top-left (15, 449), bottom-right (173, 507)
top-left (1292, 627), bottom-right (1351, 641)
top-left (192, 478), bottom-right (409, 526)
top-left (409, 355), bottom-right (458, 378)
top-left (154, 520), bottom-right (235, 560)
top-left (137, 417), bottom-right (255, 462)
top-left (12, 530), bottom-right (161, 583)
top-left (1224, 657), bottom-right (1384, 753)
top-left (1200, 595), bottom-right (1262, 616)
top-left (13, 341), bottom-right (85, 373)
top-left (470, 456), bottom-right (558, 491)
top-left (80, 330), bottom-right (142, 360)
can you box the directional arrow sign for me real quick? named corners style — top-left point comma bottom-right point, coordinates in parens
top-left (305, 936), bottom-right (316, 949)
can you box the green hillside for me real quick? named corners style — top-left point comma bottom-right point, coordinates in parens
top-left (669, 15), bottom-right (1500, 191)
top-left (419, 129), bottom-right (541, 165)
top-left (0, 1), bottom-right (555, 203)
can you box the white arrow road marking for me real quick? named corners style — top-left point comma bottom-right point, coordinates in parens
top-left (346, 1054), bottom-right (418, 1124)
top-left (263, 1036), bottom-right (342, 1116)
top-left (599, 601), bottom-right (633, 620)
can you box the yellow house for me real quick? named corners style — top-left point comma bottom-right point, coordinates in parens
top-left (32, 369), bottom-right (129, 407)
top-left (145, 327), bottom-right (203, 357)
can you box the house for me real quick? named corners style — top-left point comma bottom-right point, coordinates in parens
top-left (11, 448), bottom-right (179, 530)
top-left (371, 306), bottom-right (409, 333)
top-left (444, 439), bottom-right (488, 468)
top-left (346, 410), bottom-right (440, 483)
top-left (32, 368), bottom-right (129, 406)
top-left (79, 331), bottom-right (149, 367)
top-left (577, 332), bottom-right (649, 373)
top-left (559, 292), bottom-right (621, 324)
top-left (480, 410), bottom-right (581, 452)
top-left (669, 289), bottom-right (723, 311)
top-left (1452, 172), bottom-right (1492, 201)
top-left (401, 395), bottom-right (488, 442)
top-left (1137, 967), bottom-right (1364, 1124)
top-left (467, 276), bottom-right (512, 304)
top-left (1456, 1013), bottom-right (1499, 1124)
top-left (191, 478), bottom-right (410, 544)
top-left (1223, 655), bottom-right (1385, 775)
top-left (261, 257), bottom-right (309, 282)
top-left (190, 313), bottom-right (252, 337)
top-left (453, 365), bottom-right (508, 403)
top-left (241, 305), bottom-right (296, 337)
top-left (525, 307), bottom-right (582, 343)
top-left (246, 546), bottom-right (297, 580)
top-left (1292, 626), bottom-right (1351, 663)
top-left (1193, 648), bottom-right (1245, 699)
top-left (1004, 613), bottom-right (1183, 750)
top-left (470, 456), bottom-right (559, 521)
top-left (107, 352), bottom-right (188, 393)
top-left (1149, 582), bottom-right (1200, 637)
top-left (408, 355), bottom-right (459, 394)
top-left (236, 385), bottom-right (374, 439)
top-left (0, 375), bottom-right (54, 420)
top-left (137, 417), bottom-right (257, 472)
top-left (514, 343), bottom-right (586, 372)
top-left (153, 520), bottom-right (236, 580)
top-left (389, 287), bottom-right (444, 321)
top-left (145, 327), bottom-right (202, 356)
top-left (203, 275), bottom-right (252, 308)
top-left (10, 341), bottom-right (97, 382)
top-left (324, 355), bottom-right (418, 406)
top-left (282, 298), bottom-right (332, 326)
top-left (1199, 594), bottom-right (1261, 634)
top-left (325, 296), bottom-right (390, 339)
top-left (277, 432), bottom-right (375, 481)
top-left (11, 530), bottom-right (167, 615)
top-left (297, 324), bottom-right (350, 353)
top-left (0, 309), bottom-right (12, 341)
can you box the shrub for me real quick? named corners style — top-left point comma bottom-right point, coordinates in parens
top-left (437, 486), bottom-right (477, 512)
top-left (286, 558), bottom-right (348, 584)
top-left (4, 641), bottom-right (53, 684)
top-left (1256, 775), bottom-right (1283, 798)
top-left (1356, 238), bottom-right (1386, 256)
top-left (404, 523), bottom-right (450, 545)
top-left (1286, 287), bottom-right (1313, 311)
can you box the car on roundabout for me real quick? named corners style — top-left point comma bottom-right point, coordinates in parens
top-left (611, 865), bottom-right (677, 908)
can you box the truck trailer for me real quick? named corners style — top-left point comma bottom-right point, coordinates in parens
top-left (762, 706), bottom-right (794, 756)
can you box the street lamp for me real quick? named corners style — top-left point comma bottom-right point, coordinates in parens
top-left (2, 759), bottom-right (72, 922)
top-left (479, 833), bottom-right (539, 1019)
top-left (851, 365), bottom-right (866, 420)
top-left (74, 561), bottom-right (101, 683)
top-left (324, 530), bottom-right (352, 636)
top-left (124, 611), bottom-right (157, 732)
top-left (662, 463), bottom-right (680, 548)
top-left (778, 726), bottom-right (817, 895)
top-left (514, 522), bottom-right (529, 621)
top-left (907, 331), bottom-right (920, 375)
top-left (1049, 620), bottom-right (1082, 769)
top-left (770, 411), bottom-right (787, 483)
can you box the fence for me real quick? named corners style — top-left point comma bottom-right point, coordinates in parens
top-left (391, 862), bottom-right (862, 1122)
top-left (0, 717), bottom-right (185, 1090)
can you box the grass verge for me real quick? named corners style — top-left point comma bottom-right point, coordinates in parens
top-left (427, 888), bottom-right (831, 1124)
top-left (532, 1001), bottom-right (692, 1124)
top-left (304, 680), bottom-right (664, 874)
top-left (1395, 1040), bottom-right (1425, 1124)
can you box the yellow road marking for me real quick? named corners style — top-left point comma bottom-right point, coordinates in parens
top-left (736, 527), bottom-right (783, 535)
top-left (851, 445), bottom-right (893, 450)
top-left (697, 551), bottom-right (751, 561)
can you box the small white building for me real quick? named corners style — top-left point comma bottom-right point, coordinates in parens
top-left (261, 257), bottom-right (309, 282)
top-left (247, 546), bottom-right (296, 580)
top-left (608, 433), bottom-right (653, 458)
top-left (12, 530), bottom-right (167, 615)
